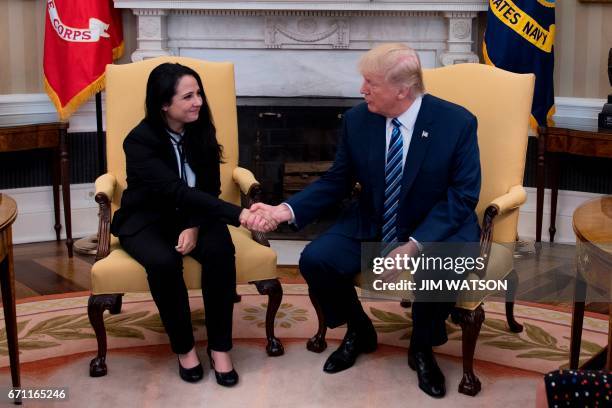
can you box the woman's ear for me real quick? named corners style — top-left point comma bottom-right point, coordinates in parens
top-left (161, 103), bottom-right (169, 112)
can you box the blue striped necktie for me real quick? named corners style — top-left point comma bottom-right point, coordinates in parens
top-left (382, 118), bottom-right (403, 244)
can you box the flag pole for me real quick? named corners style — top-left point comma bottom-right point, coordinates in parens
top-left (74, 91), bottom-right (105, 255)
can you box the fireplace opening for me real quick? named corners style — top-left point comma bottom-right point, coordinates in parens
top-left (237, 97), bottom-right (362, 240)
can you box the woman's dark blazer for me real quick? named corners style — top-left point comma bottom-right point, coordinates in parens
top-left (110, 119), bottom-right (242, 237)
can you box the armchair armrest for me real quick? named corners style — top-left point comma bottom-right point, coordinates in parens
top-left (478, 185), bottom-right (526, 278)
top-left (233, 167), bottom-right (260, 197)
top-left (489, 185), bottom-right (527, 216)
top-left (94, 173), bottom-right (117, 261)
top-left (232, 167), bottom-right (269, 247)
top-left (95, 173), bottom-right (117, 201)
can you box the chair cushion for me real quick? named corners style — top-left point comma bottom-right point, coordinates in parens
top-left (354, 242), bottom-right (514, 311)
top-left (91, 226), bottom-right (277, 294)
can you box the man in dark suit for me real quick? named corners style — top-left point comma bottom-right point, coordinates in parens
top-left (251, 43), bottom-right (481, 398)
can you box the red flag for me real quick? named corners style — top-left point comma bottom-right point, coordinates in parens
top-left (44, 0), bottom-right (123, 120)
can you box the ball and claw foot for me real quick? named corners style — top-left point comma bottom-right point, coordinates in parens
top-left (458, 372), bottom-right (481, 396)
top-left (89, 356), bottom-right (108, 377)
top-left (266, 337), bottom-right (284, 356)
top-left (507, 317), bottom-right (524, 333)
top-left (306, 334), bottom-right (327, 353)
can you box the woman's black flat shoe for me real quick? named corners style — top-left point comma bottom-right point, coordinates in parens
top-left (207, 348), bottom-right (239, 387)
top-left (178, 358), bottom-right (204, 383)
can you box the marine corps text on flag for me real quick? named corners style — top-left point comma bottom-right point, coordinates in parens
top-left (43, 0), bottom-right (123, 120)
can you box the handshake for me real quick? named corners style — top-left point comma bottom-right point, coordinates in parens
top-left (238, 203), bottom-right (293, 233)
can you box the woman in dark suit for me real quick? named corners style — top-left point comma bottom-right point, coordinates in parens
top-left (111, 63), bottom-right (270, 386)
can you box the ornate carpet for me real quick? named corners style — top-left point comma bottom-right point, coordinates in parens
top-left (1, 284), bottom-right (607, 373)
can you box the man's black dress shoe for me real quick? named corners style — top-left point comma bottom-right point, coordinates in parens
top-left (408, 349), bottom-right (446, 398)
top-left (178, 358), bottom-right (204, 383)
top-left (323, 326), bottom-right (377, 374)
top-left (207, 348), bottom-right (239, 387)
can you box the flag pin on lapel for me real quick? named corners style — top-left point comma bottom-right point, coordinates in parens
top-left (421, 131), bottom-right (429, 138)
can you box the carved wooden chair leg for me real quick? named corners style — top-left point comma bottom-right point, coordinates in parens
top-left (108, 294), bottom-right (124, 315)
top-left (451, 305), bottom-right (485, 396)
top-left (253, 279), bottom-right (284, 356)
top-left (306, 289), bottom-right (327, 353)
top-left (504, 269), bottom-right (523, 333)
top-left (88, 294), bottom-right (122, 377)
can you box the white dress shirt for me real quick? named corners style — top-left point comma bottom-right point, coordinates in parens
top-left (385, 95), bottom-right (422, 169)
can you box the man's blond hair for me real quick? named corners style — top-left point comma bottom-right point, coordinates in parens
top-left (358, 43), bottom-right (425, 96)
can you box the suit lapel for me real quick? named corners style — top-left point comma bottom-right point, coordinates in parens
top-left (399, 94), bottom-right (434, 202)
top-left (367, 113), bottom-right (387, 218)
top-left (157, 127), bottom-right (181, 178)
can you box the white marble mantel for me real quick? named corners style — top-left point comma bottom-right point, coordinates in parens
top-left (114, 0), bottom-right (488, 97)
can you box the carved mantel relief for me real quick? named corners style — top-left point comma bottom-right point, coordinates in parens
top-left (115, 1), bottom-right (487, 96)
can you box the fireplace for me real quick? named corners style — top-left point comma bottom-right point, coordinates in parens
top-left (237, 97), bottom-right (361, 238)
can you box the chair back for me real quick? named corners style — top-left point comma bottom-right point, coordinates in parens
top-left (422, 63), bottom-right (534, 243)
top-left (105, 56), bottom-right (241, 211)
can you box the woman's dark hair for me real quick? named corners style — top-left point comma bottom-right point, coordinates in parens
top-left (145, 62), bottom-right (223, 164)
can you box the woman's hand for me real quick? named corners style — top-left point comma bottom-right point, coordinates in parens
top-left (239, 208), bottom-right (278, 232)
top-left (176, 227), bottom-right (199, 255)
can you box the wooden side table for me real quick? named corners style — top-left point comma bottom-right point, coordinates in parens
top-left (536, 125), bottom-right (612, 243)
top-left (0, 194), bottom-right (20, 395)
top-left (0, 123), bottom-right (73, 257)
top-left (570, 196), bottom-right (612, 370)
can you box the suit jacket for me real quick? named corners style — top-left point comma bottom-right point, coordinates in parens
top-left (286, 94), bottom-right (481, 243)
top-left (111, 119), bottom-right (242, 237)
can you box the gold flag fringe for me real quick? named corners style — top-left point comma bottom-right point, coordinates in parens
top-left (43, 40), bottom-right (125, 121)
top-left (44, 72), bottom-right (106, 121)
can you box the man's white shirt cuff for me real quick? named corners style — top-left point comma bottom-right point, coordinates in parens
top-left (282, 203), bottom-right (297, 225)
top-left (409, 236), bottom-right (423, 253)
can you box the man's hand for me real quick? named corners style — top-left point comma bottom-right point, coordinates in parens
top-left (176, 227), bottom-right (199, 255)
top-left (249, 203), bottom-right (293, 229)
top-left (239, 207), bottom-right (278, 232)
top-left (380, 241), bottom-right (419, 283)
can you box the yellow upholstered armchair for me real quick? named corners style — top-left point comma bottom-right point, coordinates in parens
top-left (305, 63), bottom-right (535, 396)
top-left (88, 56), bottom-right (284, 377)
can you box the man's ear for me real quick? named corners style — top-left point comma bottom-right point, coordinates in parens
top-left (397, 85), bottom-right (411, 100)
